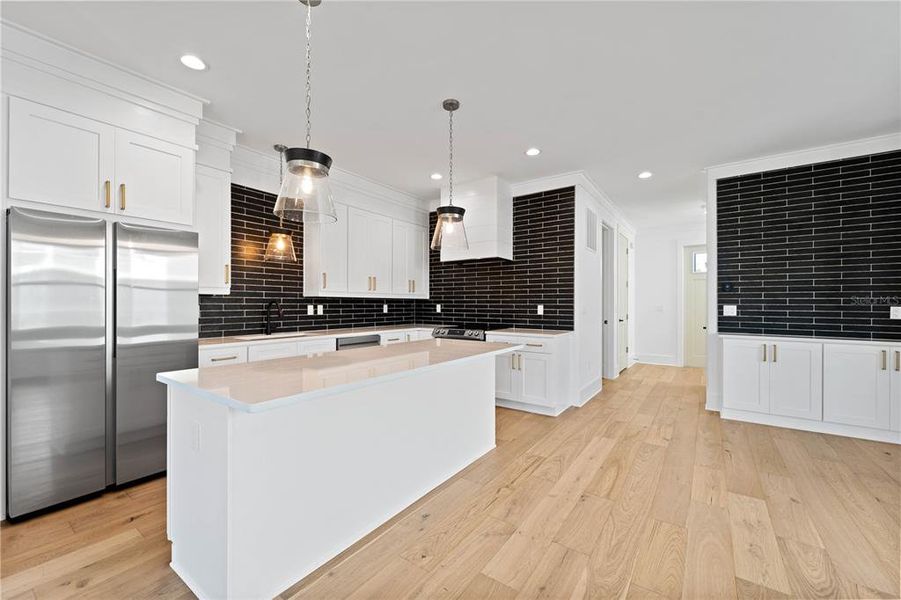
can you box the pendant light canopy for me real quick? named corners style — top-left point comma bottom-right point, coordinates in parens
top-left (274, 0), bottom-right (337, 224)
top-left (430, 99), bottom-right (469, 251)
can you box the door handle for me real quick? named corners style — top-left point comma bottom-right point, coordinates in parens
top-left (104, 180), bottom-right (111, 208)
top-left (702, 326), bottom-right (707, 330)
top-left (762, 344), bottom-right (767, 363)
top-left (119, 183), bottom-right (126, 210)
top-left (881, 350), bottom-right (887, 371)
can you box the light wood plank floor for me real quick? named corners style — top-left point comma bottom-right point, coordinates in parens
top-left (2, 365), bottom-right (899, 599)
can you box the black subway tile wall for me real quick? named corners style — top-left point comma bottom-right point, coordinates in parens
top-left (198, 185), bottom-right (417, 338)
top-left (414, 187), bottom-right (575, 330)
top-left (717, 149), bottom-right (901, 340)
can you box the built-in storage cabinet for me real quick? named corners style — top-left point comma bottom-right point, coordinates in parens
top-left (196, 165), bottom-right (232, 294)
top-left (348, 207), bottom-right (393, 295)
top-left (721, 336), bottom-right (901, 443)
top-left (392, 221), bottom-right (428, 297)
top-left (7, 97), bottom-right (194, 225)
top-left (305, 205), bottom-right (428, 299)
top-left (486, 332), bottom-right (572, 416)
top-left (823, 343), bottom-right (895, 430)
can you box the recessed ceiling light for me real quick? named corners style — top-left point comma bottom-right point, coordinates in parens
top-left (525, 147), bottom-right (541, 157)
top-left (638, 171), bottom-right (653, 179)
top-left (430, 173), bottom-right (443, 180)
top-left (180, 54), bottom-right (207, 71)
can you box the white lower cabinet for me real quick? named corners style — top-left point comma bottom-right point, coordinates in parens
top-left (722, 338), bottom-right (770, 413)
top-left (486, 333), bottom-right (571, 415)
top-left (823, 343), bottom-right (893, 430)
top-left (298, 338), bottom-right (336, 355)
top-left (893, 347), bottom-right (901, 431)
top-left (519, 352), bottom-right (550, 405)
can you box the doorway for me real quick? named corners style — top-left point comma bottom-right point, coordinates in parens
top-left (683, 244), bottom-right (708, 368)
top-left (617, 232), bottom-right (629, 373)
top-left (601, 225), bottom-right (616, 379)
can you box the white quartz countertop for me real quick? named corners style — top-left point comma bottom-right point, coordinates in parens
top-left (487, 328), bottom-right (572, 337)
top-left (159, 338), bottom-right (522, 413)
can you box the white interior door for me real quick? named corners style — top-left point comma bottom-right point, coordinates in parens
top-left (616, 232), bottom-right (629, 372)
top-left (684, 245), bottom-right (708, 368)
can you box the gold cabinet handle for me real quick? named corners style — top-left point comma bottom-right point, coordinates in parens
top-left (104, 180), bottom-right (111, 208)
top-left (412, 279), bottom-right (416, 293)
top-left (224, 264), bottom-right (230, 284)
top-left (119, 183), bottom-right (126, 210)
top-left (762, 344), bottom-right (767, 363)
top-left (772, 344), bottom-right (777, 363)
top-left (881, 350), bottom-right (887, 371)
top-left (373, 276), bottom-right (377, 291)
top-left (322, 272), bottom-right (327, 289)
top-left (895, 350), bottom-right (900, 372)
top-left (512, 353), bottom-right (518, 371)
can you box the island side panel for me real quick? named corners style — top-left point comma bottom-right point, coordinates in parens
top-left (168, 386), bottom-right (231, 600)
top-left (226, 357), bottom-right (496, 599)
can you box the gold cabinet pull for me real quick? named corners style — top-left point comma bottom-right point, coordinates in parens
top-left (895, 350), bottom-right (900, 372)
top-left (512, 353), bottom-right (518, 371)
top-left (119, 183), bottom-right (126, 210)
top-left (224, 264), bottom-right (230, 284)
top-left (412, 279), bottom-right (416, 293)
top-left (762, 344), bottom-right (767, 362)
top-left (772, 344), bottom-right (777, 363)
top-left (322, 272), bottom-right (327, 289)
top-left (373, 276), bottom-right (377, 291)
top-left (104, 180), bottom-right (111, 208)
top-left (881, 350), bottom-right (887, 371)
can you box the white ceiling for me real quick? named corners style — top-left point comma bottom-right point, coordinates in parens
top-left (3, 1), bottom-right (898, 227)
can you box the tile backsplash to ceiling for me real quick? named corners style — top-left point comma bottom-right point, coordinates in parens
top-left (717, 149), bottom-right (901, 340)
top-left (414, 187), bottom-right (575, 330)
top-left (199, 185), bottom-right (576, 338)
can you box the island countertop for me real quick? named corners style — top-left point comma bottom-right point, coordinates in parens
top-left (158, 338), bottom-right (521, 413)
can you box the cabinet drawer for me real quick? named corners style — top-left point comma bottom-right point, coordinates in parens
top-left (381, 332), bottom-right (409, 345)
top-left (298, 338), bottom-right (336, 355)
top-left (199, 346), bottom-right (248, 367)
top-left (248, 342), bottom-right (298, 362)
top-left (486, 335), bottom-right (552, 354)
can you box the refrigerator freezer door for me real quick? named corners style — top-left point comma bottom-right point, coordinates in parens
top-left (6, 208), bottom-right (107, 518)
top-left (115, 223), bottom-right (198, 484)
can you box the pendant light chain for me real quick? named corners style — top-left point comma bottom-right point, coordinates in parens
top-left (304, 0), bottom-right (313, 149)
top-left (279, 147), bottom-right (285, 228)
top-left (448, 109), bottom-right (454, 206)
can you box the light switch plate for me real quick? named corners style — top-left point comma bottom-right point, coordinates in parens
top-left (307, 305), bottom-right (314, 316)
top-left (537, 305), bottom-right (544, 316)
top-left (317, 305), bottom-right (324, 315)
top-left (383, 304), bottom-right (388, 313)
top-left (436, 304), bottom-right (442, 313)
top-left (723, 305), bottom-right (738, 317)
top-left (891, 306), bottom-right (901, 320)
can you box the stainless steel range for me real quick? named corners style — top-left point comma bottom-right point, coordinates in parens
top-left (431, 327), bottom-right (486, 341)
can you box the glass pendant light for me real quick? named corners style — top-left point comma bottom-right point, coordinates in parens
top-left (265, 146), bottom-right (298, 262)
top-left (273, 0), bottom-right (337, 224)
top-left (431, 99), bottom-right (469, 251)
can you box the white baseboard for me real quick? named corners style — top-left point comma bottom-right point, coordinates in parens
top-left (636, 354), bottom-right (679, 366)
top-left (496, 399), bottom-right (566, 417)
top-left (720, 408), bottom-right (901, 445)
top-left (576, 378), bottom-right (602, 406)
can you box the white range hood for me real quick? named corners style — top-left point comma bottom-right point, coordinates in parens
top-left (439, 175), bottom-right (513, 262)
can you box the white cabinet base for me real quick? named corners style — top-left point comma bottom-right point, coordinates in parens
top-left (496, 398), bottom-right (567, 417)
top-left (721, 408), bottom-right (900, 445)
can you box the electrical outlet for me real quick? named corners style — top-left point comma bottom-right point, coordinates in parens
top-left (537, 305), bottom-right (544, 316)
top-left (891, 306), bottom-right (901, 320)
top-left (723, 305), bottom-right (737, 317)
top-left (436, 304), bottom-right (442, 313)
top-left (383, 304), bottom-right (388, 314)
top-left (307, 305), bottom-right (314, 316)
top-left (317, 305), bottom-right (324, 315)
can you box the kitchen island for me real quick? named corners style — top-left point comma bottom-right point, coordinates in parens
top-left (156, 338), bottom-right (520, 600)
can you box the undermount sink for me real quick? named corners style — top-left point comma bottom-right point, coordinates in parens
top-left (234, 332), bottom-right (307, 341)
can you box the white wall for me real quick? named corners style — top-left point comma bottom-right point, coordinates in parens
top-left (635, 221), bottom-right (706, 366)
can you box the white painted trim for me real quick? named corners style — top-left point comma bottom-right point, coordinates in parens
top-left (720, 409), bottom-right (900, 445)
top-left (577, 378), bottom-right (603, 406)
top-left (705, 133), bottom-right (901, 412)
top-left (495, 398), bottom-right (566, 417)
top-left (636, 355), bottom-right (679, 367)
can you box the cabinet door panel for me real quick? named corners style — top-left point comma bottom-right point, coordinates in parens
top-left (369, 216), bottom-right (393, 294)
top-left (9, 97), bottom-right (114, 212)
top-left (392, 221), bottom-right (410, 295)
top-left (115, 130), bottom-right (193, 225)
top-left (409, 224), bottom-right (428, 297)
top-left (495, 353), bottom-right (516, 400)
top-left (769, 341), bottom-right (822, 420)
top-left (892, 348), bottom-right (901, 432)
top-left (722, 339), bottom-right (769, 413)
top-left (196, 165), bottom-right (231, 294)
top-left (520, 353), bottom-right (550, 406)
top-left (320, 204), bottom-right (348, 293)
top-left (347, 207), bottom-right (392, 294)
top-left (823, 344), bottom-right (891, 429)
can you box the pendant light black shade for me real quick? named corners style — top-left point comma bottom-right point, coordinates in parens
top-left (430, 98), bottom-right (469, 251)
top-left (274, 147), bottom-right (337, 224)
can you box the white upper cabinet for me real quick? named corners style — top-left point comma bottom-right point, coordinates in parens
top-left (769, 340), bottom-right (822, 420)
top-left (8, 97), bottom-right (115, 213)
top-left (347, 207), bottom-right (392, 295)
top-left (304, 203), bottom-right (349, 295)
top-left (824, 343), bottom-right (892, 430)
top-left (722, 337), bottom-right (770, 413)
top-left (114, 129), bottom-right (194, 225)
top-left (196, 165), bottom-right (232, 294)
top-left (392, 221), bottom-right (428, 297)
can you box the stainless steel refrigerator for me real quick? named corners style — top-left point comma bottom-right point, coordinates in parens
top-left (6, 207), bottom-right (198, 519)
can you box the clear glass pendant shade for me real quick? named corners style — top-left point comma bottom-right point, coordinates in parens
top-left (264, 232), bottom-right (297, 262)
top-left (430, 205), bottom-right (468, 251)
top-left (273, 148), bottom-right (337, 224)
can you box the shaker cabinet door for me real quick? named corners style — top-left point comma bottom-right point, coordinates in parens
top-left (722, 338), bottom-right (770, 413)
top-left (824, 344), bottom-right (892, 430)
top-left (769, 341), bottom-right (822, 420)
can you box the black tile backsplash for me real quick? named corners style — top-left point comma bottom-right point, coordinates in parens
top-left (199, 184), bottom-right (576, 337)
top-left (414, 187), bottom-right (575, 330)
top-left (717, 149), bottom-right (901, 340)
